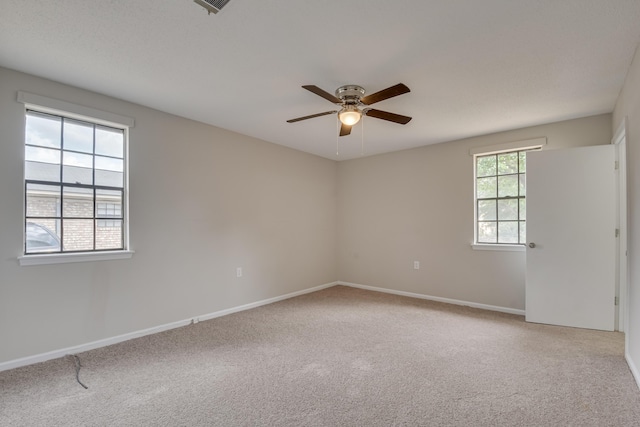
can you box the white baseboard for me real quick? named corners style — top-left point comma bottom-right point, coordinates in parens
top-left (626, 351), bottom-right (640, 390)
top-left (0, 281), bottom-right (338, 372)
top-left (195, 281), bottom-right (337, 322)
top-left (338, 281), bottom-right (526, 316)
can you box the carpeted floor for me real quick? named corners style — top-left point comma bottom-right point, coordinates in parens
top-left (1, 285), bottom-right (639, 426)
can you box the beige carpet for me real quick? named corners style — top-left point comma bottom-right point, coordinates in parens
top-left (1, 285), bottom-right (639, 426)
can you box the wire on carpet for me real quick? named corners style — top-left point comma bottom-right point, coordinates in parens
top-left (69, 354), bottom-right (88, 389)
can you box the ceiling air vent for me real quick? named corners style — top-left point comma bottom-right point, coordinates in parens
top-left (193, 0), bottom-right (231, 14)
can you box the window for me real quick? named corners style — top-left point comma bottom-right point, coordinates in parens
top-left (471, 138), bottom-right (545, 249)
top-left (475, 150), bottom-right (528, 245)
top-left (24, 110), bottom-right (127, 254)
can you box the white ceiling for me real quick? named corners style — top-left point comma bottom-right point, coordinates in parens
top-left (1, 1), bottom-right (640, 160)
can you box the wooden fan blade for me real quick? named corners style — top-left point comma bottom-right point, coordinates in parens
top-left (360, 83), bottom-right (410, 105)
top-left (365, 109), bottom-right (412, 124)
top-left (287, 111), bottom-right (337, 123)
top-left (339, 122), bottom-right (352, 136)
top-left (302, 85), bottom-right (342, 104)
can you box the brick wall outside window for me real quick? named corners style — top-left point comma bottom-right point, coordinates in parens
top-left (27, 194), bottom-right (122, 251)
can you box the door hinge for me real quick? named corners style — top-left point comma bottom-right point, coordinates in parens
top-left (615, 228), bottom-right (620, 238)
top-left (615, 296), bottom-right (619, 306)
top-left (615, 161), bottom-right (619, 170)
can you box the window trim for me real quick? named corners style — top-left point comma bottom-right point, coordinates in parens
top-left (471, 243), bottom-right (525, 252)
top-left (17, 92), bottom-right (135, 128)
top-left (469, 137), bottom-right (546, 156)
top-left (18, 92), bottom-right (134, 265)
top-left (470, 137), bottom-right (546, 250)
top-left (18, 250), bottom-right (134, 266)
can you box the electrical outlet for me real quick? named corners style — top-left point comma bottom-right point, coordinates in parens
top-left (413, 261), bottom-right (420, 270)
top-left (236, 267), bottom-right (242, 278)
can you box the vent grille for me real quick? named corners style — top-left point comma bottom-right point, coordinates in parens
top-left (194, 0), bottom-right (231, 14)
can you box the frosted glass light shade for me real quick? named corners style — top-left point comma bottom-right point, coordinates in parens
top-left (338, 108), bottom-right (361, 126)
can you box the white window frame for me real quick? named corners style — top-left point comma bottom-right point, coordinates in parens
top-left (470, 137), bottom-right (546, 252)
top-left (17, 92), bottom-right (135, 266)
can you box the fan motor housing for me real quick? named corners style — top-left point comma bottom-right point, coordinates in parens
top-left (335, 85), bottom-right (365, 104)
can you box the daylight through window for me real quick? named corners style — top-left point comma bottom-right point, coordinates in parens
top-left (24, 110), bottom-right (127, 254)
top-left (475, 149), bottom-right (532, 245)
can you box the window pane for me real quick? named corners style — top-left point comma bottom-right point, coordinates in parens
top-left (26, 112), bottom-right (61, 149)
top-left (63, 166), bottom-right (93, 185)
top-left (25, 219), bottom-right (61, 253)
top-left (476, 155), bottom-right (496, 177)
top-left (95, 156), bottom-right (124, 187)
top-left (95, 170), bottom-right (123, 188)
top-left (519, 198), bottom-right (526, 220)
top-left (477, 177), bottom-right (497, 198)
top-left (63, 152), bottom-right (93, 185)
top-left (478, 200), bottom-right (496, 221)
top-left (95, 126), bottom-right (124, 158)
top-left (519, 221), bottom-right (526, 244)
top-left (498, 175), bottom-right (518, 197)
top-left (63, 151), bottom-right (92, 168)
top-left (498, 221), bottom-right (518, 244)
top-left (96, 220), bottom-right (123, 250)
top-left (96, 190), bottom-right (122, 218)
top-left (498, 199), bottom-right (518, 220)
top-left (498, 152), bottom-right (518, 175)
top-left (519, 174), bottom-right (526, 196)
top-left (26, 145), bottom-right (60, 164)
top-left (62, 219), bottom-right (94, 251)
top-left (95, 156), bottom-right (123, 172)
top-left (26, 184), bottom-right (60, 217)
top-left (63, 119), bottom-right (93, 153)
top-left (519, 151), bottom-right (526, 173)
top-left (478, 222), bottom-right (497, 243)
top-left (63, 187), bottom-right (94, 218)
top-left (25, 146), bottom-right (61, 182)
top-left (25, 161), bottom-right (61, 182)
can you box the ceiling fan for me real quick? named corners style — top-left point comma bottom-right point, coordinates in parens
top-left (287, 83), bottom-right (412, 136)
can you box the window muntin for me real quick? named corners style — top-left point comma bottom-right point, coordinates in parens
top-left (475, 149), bottom-right (531, 245)
top-left (24, 110), bottom-right (126, 254)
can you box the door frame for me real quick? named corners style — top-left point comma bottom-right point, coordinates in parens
top-left (613, 117), bottom-right (628, 333)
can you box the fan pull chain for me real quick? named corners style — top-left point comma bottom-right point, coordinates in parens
top-left (336, 118), bottom-right (340, 157)
top-left (361, 115), bottom-right (365, 156)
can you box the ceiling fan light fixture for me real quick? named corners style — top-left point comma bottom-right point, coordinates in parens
top-left (288, 83), bottom-right (411, 136)
top-left (338, 106), bottom-right (361, 126)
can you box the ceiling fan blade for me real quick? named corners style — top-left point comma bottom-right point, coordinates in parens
top-left (365, 109), bottom-right (412, 124)
top-left (287, 111), bottom-right (337, 123)
top-left (339, 122), bottom-right (352, 136)
top-left (360, 83), bottom-right (410, 105)
top-left (302, 85), bottom-right (342, 104)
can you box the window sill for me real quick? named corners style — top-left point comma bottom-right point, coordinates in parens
top-left (18, 250), bottom-right (134, 266)
top-left (471, 244), bottom-right (525, 252)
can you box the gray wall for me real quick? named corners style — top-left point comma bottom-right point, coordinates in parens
top-left (0, 67), bottom-right (338, 363)
top-left (337, 114), bottom-right (612, 310)
top-left (613, 44), bottom-right (640, 381)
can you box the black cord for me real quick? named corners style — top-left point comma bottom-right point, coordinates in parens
top-left (70, 354), bottom-right (88, 389)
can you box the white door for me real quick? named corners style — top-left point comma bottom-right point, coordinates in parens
top-left (525, 145), bottom-right (617, 331)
